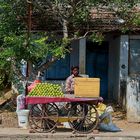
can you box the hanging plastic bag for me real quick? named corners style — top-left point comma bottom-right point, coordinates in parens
top-left (16, 94), bottom-right (25, 112)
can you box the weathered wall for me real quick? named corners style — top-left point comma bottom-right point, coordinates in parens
top-left (79, 38), bottom-right (86, 74)
top-left (70, 38), bottom-right (86, 74)
top-left (108, 36), bottom-right (120, 101)
top-left (70, 39), bottom-right (79, 69)
top-left (108, 35), bottom-right (129, 105)
top-left (127, 76), bottom-right (140, 122)
top-left (126, 35), bottom-right (140, 122)
top-left (119, 35), bottom-right (129, 107)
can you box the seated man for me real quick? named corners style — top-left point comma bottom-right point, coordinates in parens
top-left (65, 66), bottom-right (88, 116)
top-left (65, 66), bottom-right (80, 94)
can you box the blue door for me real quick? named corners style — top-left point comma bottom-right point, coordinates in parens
top-left (86, 41), bottom-right (109, 99)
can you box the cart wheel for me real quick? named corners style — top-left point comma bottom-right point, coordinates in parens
top-left (68, 103), bottom-right (99, 134)
top-left (29, 103), bottom-right (59, 133)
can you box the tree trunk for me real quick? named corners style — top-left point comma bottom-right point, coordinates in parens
top-left (63, 19), bottom-right (68, 38)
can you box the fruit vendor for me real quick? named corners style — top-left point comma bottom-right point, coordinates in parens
top-left (65, 66), bottom-right (88, 115)
top-left (65, 66), bottom-right (81, 94)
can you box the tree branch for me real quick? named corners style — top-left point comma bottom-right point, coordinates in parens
top-left (34, 56), bottom-right (58, 74)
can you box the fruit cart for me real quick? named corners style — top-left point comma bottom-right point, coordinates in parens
top-left (26, 82), bottom-right (103, 134)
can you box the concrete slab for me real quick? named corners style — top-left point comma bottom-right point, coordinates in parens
top-left (0, 128), bottom-right (140, 140)
top-left (95, 137), bottom-right (135, 140)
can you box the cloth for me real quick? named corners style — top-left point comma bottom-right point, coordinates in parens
top-left (27, 79), bottom-right (41, 92)
top-left (65, 74), bottom-right (75, 93)
top-left (26, 96), bottom-right (103, 105)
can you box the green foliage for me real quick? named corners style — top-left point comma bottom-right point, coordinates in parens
top-left (0, 71), bottom-right (5, 91)
top-left (121, 26), bottom-right (129, 34)
top-left (89, 32), bottom-right (104, 45)
top-left (0, 0), bottom-right (140, 91)
top-left (132, 13), bottom-right (140, 26)
top-left (32, 0), bottom-right (93, 36)
top-left (0, 69), bottom-right (11, 92)
top-left (29, 34), bottom-right (70, 64)
top-left (0, 0), bottom-right (26, 75)
top-left (0, 1), bottom-right (25, 37)
top-left (0, 0), bottom-right (70, 93)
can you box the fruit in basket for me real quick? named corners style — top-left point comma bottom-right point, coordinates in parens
top-left (28, 83), bottom-right (64, 97)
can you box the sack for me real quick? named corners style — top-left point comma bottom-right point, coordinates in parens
top-left (99, 112), bottom-right (111, 124)
top-left (99, 123), bottom-right (121, 132)
top-left (99, 112), bottom-right (121, 132)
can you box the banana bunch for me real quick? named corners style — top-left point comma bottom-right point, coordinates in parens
top-left (28, 83), bottom-right (64, 97)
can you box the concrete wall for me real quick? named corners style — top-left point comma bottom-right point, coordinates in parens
top-left (126, 35), bottom-right (140, 122)
top-left (79, 38), bottom-right (86, 74)
top-left (70, 39), bottom-right (79, 69)
top-left (108, 35), bottom-right (129, 105)
top-left (70, 38), bottom-right (86, 74)
top-left (108, 36), bottom-right (120, 101)
top-left (127, 76), bottom-right (140, 122)
top-left (119, 35), bottom-right (129, 107)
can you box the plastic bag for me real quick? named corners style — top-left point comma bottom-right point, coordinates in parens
top-left (96, 103), bottom-right (107, 116)
top-left (105, 106), bottom-right (114, 113)
top-left (16, 94), bottom-right (25, 112)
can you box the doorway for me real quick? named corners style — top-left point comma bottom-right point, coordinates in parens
top-left (86, 41), bottom-right (109, 99)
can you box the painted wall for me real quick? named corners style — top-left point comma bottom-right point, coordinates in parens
top-left (79, 38), bottom-right (86, 74)
top-left (45, 55), bottom-right (70, 80)
top-left (108, 35), bottom-right (129, 105)
top-left (119, 35), bottom-right (129, 107)
top-left (126, 35), bottom-right (140, 122)
top-left (45, 38), bottom-right (86, 80)
top-left (70, 39), bottom-right (79, 69)
top-left (70, 38), bottom-right (86, 74)
top-left (127, 76), bottom-right (140, 122)
top-left (108, 36), bottom-right (120, 101)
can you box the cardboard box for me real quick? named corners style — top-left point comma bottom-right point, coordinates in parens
top-left (74, 78), bottom-right (100, 97)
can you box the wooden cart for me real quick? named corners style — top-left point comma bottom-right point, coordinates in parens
top-left (26, 96), bottom-right (103, 134)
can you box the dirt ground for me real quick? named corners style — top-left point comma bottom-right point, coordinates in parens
top-left (0, 103), bottom-right (140, 132)
top-left (111, 104), bottom-right (140, 131)
top-left (0, 111), bottom-right (18, 128)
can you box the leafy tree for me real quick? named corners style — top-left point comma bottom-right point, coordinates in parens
top-left (0, 0), bottom-right (140, 93)
top-left (0, 0), bottom-right (70, 92)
